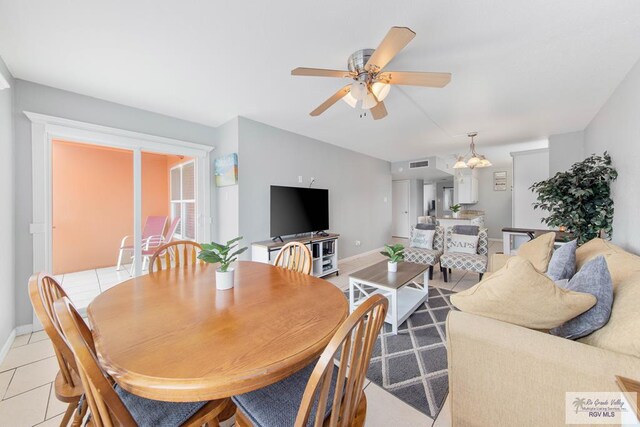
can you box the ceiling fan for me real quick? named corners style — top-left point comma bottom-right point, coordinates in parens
top-left (291, 27), bottom-right (452, 120)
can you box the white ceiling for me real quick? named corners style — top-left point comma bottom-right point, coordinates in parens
top-left (1, 1), bottom-right (640, 162)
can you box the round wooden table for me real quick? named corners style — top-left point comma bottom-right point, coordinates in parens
top-left (88, 261), bottom-right (348, 402)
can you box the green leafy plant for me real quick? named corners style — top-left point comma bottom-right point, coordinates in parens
top-left (530, 152), bottom-right (617, 244)
top-left (380, 244), bottom-right (405, 263)
top-left (198, 236), bottom-right (248, 272)
top-left (449, 204), bottom-right (461, 214)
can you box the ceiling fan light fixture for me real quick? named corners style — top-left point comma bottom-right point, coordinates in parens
top-left (361, 92), bottom-right (378, 109)
top-left (371, 81), bottom-right (391, 101)
top-left (342, 91), bottom-right (357, 108)
top-left (350, 81), bottom-right (368, 101)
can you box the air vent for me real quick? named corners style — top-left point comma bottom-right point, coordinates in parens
top-left (409, 160), bottom-right (430, 169)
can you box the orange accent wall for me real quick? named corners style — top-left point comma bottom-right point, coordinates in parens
top-left (52, 141), bottom-right (172, 274)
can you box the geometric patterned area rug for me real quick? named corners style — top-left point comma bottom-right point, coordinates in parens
top-left (345, 286), bottom-right (456, 418)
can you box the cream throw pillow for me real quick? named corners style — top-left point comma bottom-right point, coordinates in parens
top-left (576, 238), bottom-right (640, 288)
top-left (410, 228), bottom-right (435, 250)
top-left (578, 272), bottom-right (640, 357)
top-left (448, 233), bottom-right (479, 254)
top-left (517, 232), bottom-right (556, 272)
top-left (450, 256), bottom-right (596, 329)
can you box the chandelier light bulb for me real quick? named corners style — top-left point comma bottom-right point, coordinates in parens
top-left (342, 91), bottom-right (357, 108)
top-left (371, 81), bottom-right (391, 101)
top-left (350, 81), bottom-right (368, 101)
top-left (361, 92), bottom-right (378, 109)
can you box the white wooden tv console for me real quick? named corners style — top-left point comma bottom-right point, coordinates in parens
top-left (251, 233), bottom-right (339, 278)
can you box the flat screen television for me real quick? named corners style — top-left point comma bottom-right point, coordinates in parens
top-left (270, 185), bottom-right (329, 237)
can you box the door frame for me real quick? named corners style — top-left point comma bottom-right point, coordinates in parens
top-left (26, 111), bottom-right (214, 326)
top-left (392, 179), bottom-right (411, 238)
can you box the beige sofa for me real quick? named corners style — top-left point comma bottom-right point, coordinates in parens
top-left (446, 238), bottom-right (640, 426)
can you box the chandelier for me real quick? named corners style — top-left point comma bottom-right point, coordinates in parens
top-left (453, 132), bottom-right (492, 169)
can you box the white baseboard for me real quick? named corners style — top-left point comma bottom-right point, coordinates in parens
top-left (339, 247), bottom-right (383, 263)
top-left (0, 329), bottom-right (17, 366)
top-left (16, 324), bottom-right (33, 335)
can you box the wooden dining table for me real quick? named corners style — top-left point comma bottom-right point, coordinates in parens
top-left (87, 261), bottom-right (348, 402)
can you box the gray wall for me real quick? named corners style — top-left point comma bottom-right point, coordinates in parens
top-left (585, 57), bottom-right (640, 254)
top-left (409, 179), bottom-right (424, 226)
top-left (548, 131), bottom-right (585, 175)
top-left (12, 80), bottom-right (218, 326)
top-left (0, 57), bottom-right (15, 347)
top-left (237, 117), bottom-right (391, 260)
top-left (213, 118), bottom-right (239, 243)
top-left (472, 166), bottom-right (513, 239)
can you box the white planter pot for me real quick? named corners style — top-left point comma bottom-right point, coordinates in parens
top-left (452, 212), bottom-right (459, 218)
top-left (216, 268), bottom-right (235, 290)
top-left (388, 261), bottom-right (398, 273)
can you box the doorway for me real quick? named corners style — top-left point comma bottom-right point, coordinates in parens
top-left (392, 180), bottom-right (410, 238)
top-left (27, 112), bottom-right (213, 324)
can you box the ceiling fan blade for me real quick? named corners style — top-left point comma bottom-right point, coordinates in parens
top-left (370, 101), bottom-right (388, 120)
top-left (310, 85), bottom-right (351, 116)
top-left (365, 27), bottom-right (416, 73)
top-left (377, 71), bottom-right (451, 88)
top-left (292, 67), bottom-right (352, 78)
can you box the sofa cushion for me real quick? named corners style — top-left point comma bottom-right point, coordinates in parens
top-left (404, 247), bottom-right (440, 265)
top-left (550, 256), bottom-right (613, 340)
top-left (410, 228), bottom-right (435, 250)
top-left (546, 239), bottom-right (577, 281)
top-left (517, 232), bottom-right (555, 273)
top-left (450, 256), bottom-right (596, 329)
top-left (579, 272), bottom-right (640, 358)
top-left (575, 238), bottom-right (640, 288)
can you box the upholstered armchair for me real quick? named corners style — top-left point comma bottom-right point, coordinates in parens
top-left (403, 225), bottom-right (445, 280)
top-left (440, 227), bottom-right (489, 282)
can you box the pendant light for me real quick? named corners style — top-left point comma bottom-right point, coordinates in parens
top-left (453, 133), bottom-right (492, 169)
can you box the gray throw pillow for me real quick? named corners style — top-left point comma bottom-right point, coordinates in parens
top-left (546, 239), bottom-right (577, 281)
top-left (453, 225), bottom-right (479, 236)
top-left (550, 256), bottom-right (613, 340)
top-left (416, 223), bottom-right (436, 230)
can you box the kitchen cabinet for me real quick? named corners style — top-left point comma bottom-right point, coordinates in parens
top-left (457, 169), bottom-right (478, 204)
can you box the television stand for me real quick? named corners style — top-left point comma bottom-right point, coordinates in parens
top-left (251, 233), bottom-right (340, 278)
top-left (272, 236), bottom-right (284, 243)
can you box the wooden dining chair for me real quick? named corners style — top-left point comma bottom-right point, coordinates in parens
top-left (233, 294), bottom-right (388, 427)
top-left (149, 240), bottom-right (203, 273)
top-left (273, 242), bottom-right (313, 275)
top-left (53, 296), bottom-right (232, 427)
top-left (28, 273), bottom-right (87, 427)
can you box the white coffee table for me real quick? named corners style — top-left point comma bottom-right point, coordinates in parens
top-left (348, 260), bottom-right (429, 334)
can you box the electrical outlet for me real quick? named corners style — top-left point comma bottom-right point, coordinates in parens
top-left (298, 176), bottom-right (303, 183)
top-left (383, 197), bottom-right (388, 203)
top-left (355, 240), bottom-right (361, 246)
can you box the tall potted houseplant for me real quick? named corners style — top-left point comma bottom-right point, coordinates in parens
top-left (380, 244), bottom-right (405, 272)
top-left (198, 236), bottom-right (248, 290)
top-left (530, 152), bottom-right (618, 244)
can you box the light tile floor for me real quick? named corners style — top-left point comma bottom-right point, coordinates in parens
top-left (0, 240), bottom-right (501, 426)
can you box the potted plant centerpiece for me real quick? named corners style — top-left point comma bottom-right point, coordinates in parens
top-left (198, 236), bottom-right (248, 290)
top-left (450, 204), bottom-right (462, 219)
top-left (381, 243), bottom-right (405, 272)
